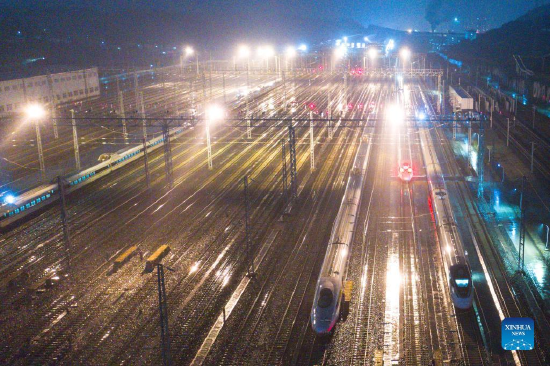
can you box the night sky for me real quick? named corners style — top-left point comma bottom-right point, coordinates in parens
top-left (3, 0), bottom-right (544, 32)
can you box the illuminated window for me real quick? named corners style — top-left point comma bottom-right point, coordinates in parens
top-left (455, 279), bottom-right (469, 287)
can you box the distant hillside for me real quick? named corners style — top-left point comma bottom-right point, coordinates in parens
top-left (0, 3), bottom-right (366, 71)
top-left (446, 4), bottom-right (550, 71)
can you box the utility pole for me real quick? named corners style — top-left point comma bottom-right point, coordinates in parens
top-left (140, 92), bottom-right (147, 141)
top-left (70, 110), bottom-right (81, 171)
top-left (143, 138), bottom-right (150, 189)
top-left (206, 118), bottom-right (213, 170)
top-left (35, 119), bottom-right (46, 182)
top-left (134, 70), bottom-right (140, 112)
top-left (477, 117), bottom-right (485, 198)
top-left (328, 90), bottom-right (333, 139)
top-left (532, 106), bottom-right (536, 130)
top-left (518, 176), bottom-right (527, 274)
top-left (57, 176), bottom-right (71, 273)
top-left (309, 111), bottom-right (315, 171)
top-left (118, 91), bottom-right (128, 138)
top-left (162, 123), bottom-right (173, 188)
top-left (209, 53), bottom-right (213, 100)
top-left (288, 124), bottom-right (297, 201)
top-left (243, 175), bottom-right (255, 276)
top-left (246, 59), bottom-right (251, 139)
top-left (281, 139), bottom-right (288, 206)
top-left (156, 264), bottom-right (171, 366)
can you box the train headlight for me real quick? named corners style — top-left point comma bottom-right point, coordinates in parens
top-left (4, 194), bottom-right (15, 205)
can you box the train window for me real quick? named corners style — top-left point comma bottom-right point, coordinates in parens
top-left (37, 198), bottom-right (41, 203)
top-left (318, 288), bottom-right (333, 308)
top-left (20, 206), bottom-right (25, 211)
top-left (455, 279), bottom-right (469, 287)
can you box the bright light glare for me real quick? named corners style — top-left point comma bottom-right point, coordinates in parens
top-left (207, 105), bottom-right (225, 122)
top-left (286, 46), bottom-right (296, 58)
top-left (298, 44), bottom-right (307, 51)
top-left (386, 104), bottom-right (405, 124)
top-left (258, 45), bottom-right (274, 58)
top-left (238, 45), bottom-right (250, 58)
top-left (417, 111), bottom-right (426, 120)
top-left (368, 47), bottom-right (378, 59)
top-left (400, 48), bottom-right (411, 59)
top-left (334, 45), bottom-right (347, 58)
top-left (25, 103), bottom-right (46, 119)
top-left (189, 262), bottom-right (200, 274)
top-left (4, 194), bottom-right (16, 205)
top-left (185, 46), bottom-right (194, 56)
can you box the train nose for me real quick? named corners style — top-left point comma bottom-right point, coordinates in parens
top-left (311, 314), bottom-right (334, 334)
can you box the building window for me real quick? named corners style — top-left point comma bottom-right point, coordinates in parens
top-left (89, 88), bottom-right (94, 93)
top-left (28, 82), bottom-right (33, 88)
top-left (7, 104), bottom-right (12, 111)
top-left (12, 85), bottom-right (18, 91)
top-left (3, 86), bottom-right (8, 91)
top-left (43, 96), bottom-right (49, 102)
top-left (78, 75), bottom-right (82, 79)
top-left (0, 106), bottom-right (4, 112)
top-left (14, 103), bottom-right (20, 109)
top-left (94, 86), bottom-right (99, 91)
top-left (57, 94), bottom-right (61, 100)
top-left (68, 92), bottom-right (73, 97)
top-left (72, 75), bottom-right (77, 80)
top-left (63, 93), bottom-right (67, 98)
top-left (54, 78), bottom-right (59, 83)
top-left (79, 89), bottom-right (84, 95)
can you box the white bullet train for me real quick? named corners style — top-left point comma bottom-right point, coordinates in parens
top-left (417, 114), bottom-right (474, 310)
top-left (311, 128), bottom-right (371, 334)
top-left (0, 127), bottom-right (183, 229)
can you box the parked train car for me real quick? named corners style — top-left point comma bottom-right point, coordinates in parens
top-left (311, 127), bottom-right (372, 334)
top-left (0, 128), bottom-right (183, 229)
top-left (418, 113), bottom-right (474, 309)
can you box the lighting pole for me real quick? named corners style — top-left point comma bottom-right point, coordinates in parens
top-left (70, 109), bottom-right (81, 171)
top-left (400, 48), bottom-right (411, 72)
top-left (25, 104), bottom-right (47, 182)
top-left (544, 224), bottom-right (549, 251)
top-left (309, 111), bottom-right (315, 171)
top-left (206, 105), bottom-right (224, 170)
top-left (238, 45), bottom-right (251, 139)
